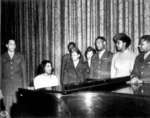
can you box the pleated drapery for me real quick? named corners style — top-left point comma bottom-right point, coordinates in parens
top-left (1, 0), bottom-right (150, 85)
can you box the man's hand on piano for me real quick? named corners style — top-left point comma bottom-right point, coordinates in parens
top-left (130, 77), bottom-right (143, 84)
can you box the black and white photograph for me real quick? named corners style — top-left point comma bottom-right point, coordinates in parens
top-left (0, 0), bottom-right (150, 117)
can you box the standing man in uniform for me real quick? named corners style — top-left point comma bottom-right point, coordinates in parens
top-left (1, 39), bottom-right (27, 115)
top-left (89, 36), bottom-right (113, 80)
top-left (131, 35), bottom-right (150, 84)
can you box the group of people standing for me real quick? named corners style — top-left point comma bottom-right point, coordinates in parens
top-left (61, 33), bottom-right (150, 85)
top-left (1, 33), bottom-right (150, 116)
top-left (60, 36), bottom-right (113, 85)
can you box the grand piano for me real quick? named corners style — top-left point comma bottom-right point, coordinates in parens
top-left (11, 76), bottom-right (150, 118)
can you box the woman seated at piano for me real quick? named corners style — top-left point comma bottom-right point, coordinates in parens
top-left (34, 60), bottom-right (60, 90)
top-left (62, 47), bottom-right (90, 85)
top-left (111, 33), bottom-right (137, 78)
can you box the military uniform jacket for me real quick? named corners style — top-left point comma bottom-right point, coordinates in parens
top-left (63, 60), bottom-right (89, 84)
top-left (89, 50), bottom-right (113, 80)
top-left (131, 53), bottom-right (150, 81)
top-left (1, 52), bottom-right (26, 95)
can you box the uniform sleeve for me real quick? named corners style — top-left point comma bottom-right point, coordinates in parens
top-left (0, 55), bottom-right (5, 89)
top-left (131, 56), bottom-right (140, 78)
top-left (60, 55), bottom-right (65, 85)
top-left (83, 62), bottom-right (90, 80)
top-left (111, 54), bottom-right (116, 79)
top-left (89, 58), bottom-right (94, 79)
top-left (89, 56), bottom-right (95, 79)
top-left (130, 53), bottom-right (137, 73)
top-left (63, 64), bottom-right (69, 85)
top-left (20, 54), bottom-right (27, 88)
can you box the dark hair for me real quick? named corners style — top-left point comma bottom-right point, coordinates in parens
top-left (6, 39), bottom-right (16, 44)
top-left (95, 36), bottom-right (106, 45)
top-left (140, 35), bottom-right (150, 43)
top-left (85, 46), bottom-right (96, 58)
top-left (113, 33), bottom-right (131, 48)
top-left (67, 42), bottom-right (76, 52)
top-left (70, 47), bottom-right (82, 59)
top-left (37, 60), bottom-right (54, 74)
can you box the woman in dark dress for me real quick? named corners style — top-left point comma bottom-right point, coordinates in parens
top-left (63, 47), bottom-right (90, 84)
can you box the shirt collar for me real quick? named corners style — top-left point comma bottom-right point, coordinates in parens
top-left (144, 51), bottom-right (150, 59)
top-left (99, 49), bottom-right (105, 58)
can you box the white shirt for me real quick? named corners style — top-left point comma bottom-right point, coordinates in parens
top-left (99, 49), bottom-right (105, 59)
top-left (111, 49), bottom-right (137, 78)
top-left (87, 59), bottom-right (91, 67)
top-left (8, 51), bottom-right (15, 59)
top-left (73, 59), bottom-right (79, 68)
top-left (34, 74), bottom-right (59, 89)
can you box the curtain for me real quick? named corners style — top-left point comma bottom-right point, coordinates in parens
top-left (1, 0), bottom-right (150, 85)
top-left (0, 0), bottom-right (1, 88)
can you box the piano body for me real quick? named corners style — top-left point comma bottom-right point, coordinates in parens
top-left (12, 76), bottom-right (150, 118)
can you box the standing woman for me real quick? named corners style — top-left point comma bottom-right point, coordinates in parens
top-left (63, 47), bottom-right (90, 84)
top-left (34, 60), bottom-right (60, 90)
top-left (60, 42), bottom-right (84, 85)
top-left (111, 33), bottom-right (137, 78)
top-left (1, 39), bottom-right (27, 115)
top-left (85, 46), bottom-right (96, 68)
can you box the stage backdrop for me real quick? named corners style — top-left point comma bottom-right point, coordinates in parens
top-left (1, 0), bottom-right (150, 85)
